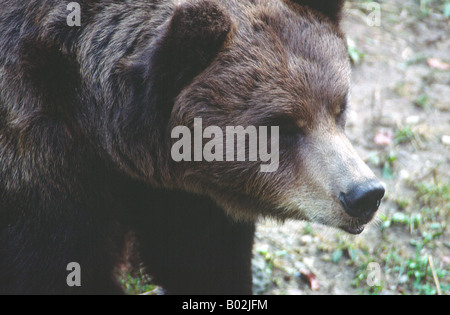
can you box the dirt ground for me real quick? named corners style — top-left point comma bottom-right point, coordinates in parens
top-left (252, 0), bottom-right (449, 295)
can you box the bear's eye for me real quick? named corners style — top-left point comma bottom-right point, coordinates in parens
top-left (271, 116), bottom-right (304, 137)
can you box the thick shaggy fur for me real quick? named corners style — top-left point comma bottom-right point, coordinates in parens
top-left (0, 0), bottom-right (361, 295)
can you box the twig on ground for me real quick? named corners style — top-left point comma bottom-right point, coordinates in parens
top-left (428, 255), bottom-right (442, 296)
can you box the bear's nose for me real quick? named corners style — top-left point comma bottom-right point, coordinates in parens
top-left (339, 180), bottom-right (385, 219)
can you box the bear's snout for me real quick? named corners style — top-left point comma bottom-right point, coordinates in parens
top-left (339, 180), bottom-right (385, 220)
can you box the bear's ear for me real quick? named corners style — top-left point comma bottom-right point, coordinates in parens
top-left (289, 0), bottom-right (345, 24)
top-left (116, 0), bottom-right (233, 136)
top-left (128, 0), bottom-right (234, 121)
top-left (152, 0), bottom-right (233, 99)
top-left (165, 0), bottom-right (234, 62)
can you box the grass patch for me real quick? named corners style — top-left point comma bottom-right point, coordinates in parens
top-left (346, 178), bottom-right (449, 295)
top-left (120, 272), bottom-right (156, 295)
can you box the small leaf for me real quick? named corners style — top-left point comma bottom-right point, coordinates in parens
top-left (427, 58), bottom-right (450, 71)
top-left (429, 222), bottom-right (442, 230)
top-left (444, 3), bottom-right (450, 17)
top-left (299, 268), bottom-right (320, 291)
top-left (392, 212), bottom-right (409, 224)
top-left (382, 162), bottom-right (394, 180)
top-left (374, 130), bottom-right (394, 147)
top-left (332, 249), bottom-right (344, 263)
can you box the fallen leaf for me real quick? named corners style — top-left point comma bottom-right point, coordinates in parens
top-left (374, 130), bottom-right (394, 147)
top-left (427, 58), bottom-right (450, 71)
top-left (299, 268), bottom-right (320, 291)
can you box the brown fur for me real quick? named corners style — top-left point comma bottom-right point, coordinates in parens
top-left (167, 0), bottom-right (368, 226)
top-left (0, 0), bottom-right (382, 294)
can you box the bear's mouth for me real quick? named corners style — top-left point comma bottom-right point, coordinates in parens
top-left (341, 224), bottom-right (366, 235)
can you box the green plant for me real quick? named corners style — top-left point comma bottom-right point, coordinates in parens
top-left (347, 37), bottom-right (365, 65)
top-left (367, 150), bottom-right (398, 179)
top-left (444, 1), bottom-right (450, 17)
top-left (414, 94), bottom-right (431, 109)
top-left (382, 150), bottom-right (398, 179)
top-left (394, 125), bottom-right (416, 145)
top-left (120, 273), bottom-right (155, 295)
top-left (416, 181), bottom-right (450, 209)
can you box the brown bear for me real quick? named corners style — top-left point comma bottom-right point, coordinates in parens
top-left (0, 0), bottom-right (384, 294)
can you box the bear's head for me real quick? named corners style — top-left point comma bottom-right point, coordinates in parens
top-left (120, 0), bottom-right (385, 234)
